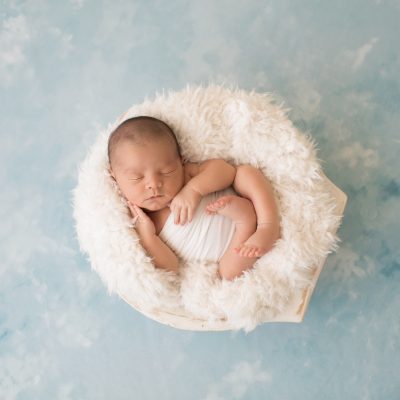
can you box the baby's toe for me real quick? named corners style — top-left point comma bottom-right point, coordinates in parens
top-left (239, 245), bottom-right (250, 257)
top-left (246, 246), bottom-right (257, 257)
top-left (247, 247), bottom-right (257, 258)
top-left (240, 247), bottom-right (249, 257)
top-left (234, 245), bottom-right (243, 255)
top-left (240, 245), bottom-right (257, 258)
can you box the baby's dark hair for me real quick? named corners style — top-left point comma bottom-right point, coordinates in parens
top-left (107, 116), bottom-right (182, 167)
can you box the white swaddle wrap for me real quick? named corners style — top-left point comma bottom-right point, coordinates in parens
top-left (159, 187), bottom-right (237, 262)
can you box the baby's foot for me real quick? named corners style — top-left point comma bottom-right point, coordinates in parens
top-left (205, 195), bottom-right (231, 215)
top-left (205, 195), bottom-right (253, 223)
top-left (234, 223), bottom-right (276, 258)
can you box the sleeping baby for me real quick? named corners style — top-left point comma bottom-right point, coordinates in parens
top-left (108, 116), bottom-right (280, 281)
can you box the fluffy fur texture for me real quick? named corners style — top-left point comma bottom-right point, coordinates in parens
top-left (72, 85), bottom-right (343, 332)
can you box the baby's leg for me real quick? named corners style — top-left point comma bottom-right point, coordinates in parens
top-left (205, 195), bottom-right (259, 280)
top-left (206, 194), bottom-right (267, 258)
top-left (232, 164), bottom-right (281, 257)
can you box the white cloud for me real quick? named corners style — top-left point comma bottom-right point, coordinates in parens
top-left (169, 351), bottom-right (187, 372)
top-left (69, 0), bottom-right (86, 10)
top-left (181, 2), bottom-right (241, 83)
top-left (204, 394), bottom-right (225, 400)
top-left (53, 306), bottom-right (99, 348)
top-left (0, 14), bottom-right (34, 87)
top-left (47, 26), bottom-right (74, 58)
top-left (0, 11), bottom-right (77, 87)
top-left (329, 244), bottom-right (377, 282)
top-left (203, 359), bottom-right (271, 400)
top-left (345, 90), bottom-right (375, 113)
top-left (0, 351), bottom-right (50, 400)
top-left (75, 269), bottom-right (102, 298)
top-left (290, 79), bottom-right (322, 119)
top-left (0, 188), bottom-right (76, 283)
top-left (343, 37), bottom-right (379, 71)
top-left (91, 1), bottom-right (140, 47)
top-left (57, 383), bottom-right (75, 400)
top-left (334, 141), bottom-right (379, 169)
top-left (54, 120), bottom-right (101, 181)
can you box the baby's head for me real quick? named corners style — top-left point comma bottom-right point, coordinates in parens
top-left (108, 116), bottom-right (185, 212)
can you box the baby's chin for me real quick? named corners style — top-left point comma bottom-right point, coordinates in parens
top-left (141, 198), bottom-right (170, 212)
top-left (142, 205), bottom-right (164, 212)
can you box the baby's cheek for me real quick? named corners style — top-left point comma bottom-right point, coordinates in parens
top-left (173, 177), bottom-right (184, 193)
top-left (119, 186), bottom-right (134, 201)
top-left (131, 187), bottom-right (146, 202)
top-left (125, 188), bottom-right (137, 199)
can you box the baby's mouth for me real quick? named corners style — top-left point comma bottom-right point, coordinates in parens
top-left (147, 194), bottom-right (163, 200)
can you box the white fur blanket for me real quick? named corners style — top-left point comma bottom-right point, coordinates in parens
top-left (72, 85), bottom-right (343, 332)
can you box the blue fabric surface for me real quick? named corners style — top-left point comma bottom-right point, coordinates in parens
top-left (1, 0), bottom-right (399, 398)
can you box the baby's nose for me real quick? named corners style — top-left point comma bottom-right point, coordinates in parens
top-left (146, 178), bottom-right (162, 189)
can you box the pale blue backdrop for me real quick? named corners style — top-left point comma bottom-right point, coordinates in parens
top-left (1, 0), bottom-right (399, 399)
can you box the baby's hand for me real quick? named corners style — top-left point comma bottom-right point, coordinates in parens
top-left (169, 184), bottom-right (202, 225)
top-left (128, 201), bottom-right (156, 239)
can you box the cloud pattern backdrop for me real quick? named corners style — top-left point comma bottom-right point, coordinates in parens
top-left (1, 0), bottom-right (399, 399)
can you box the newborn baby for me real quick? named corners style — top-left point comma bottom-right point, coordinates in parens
top-left (108, 116), bottom-right (280, 281)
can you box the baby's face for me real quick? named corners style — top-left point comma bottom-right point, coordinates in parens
top-left (110, 138), bottom-right (185, 212)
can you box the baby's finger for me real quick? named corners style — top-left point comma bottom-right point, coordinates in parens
top-left (188, 207), bottom-right (193, 223)
top-left (132, 204), bottom-right (148, 222)
top-left (127, 201), bottom-right (136, 216)
top-left (127, 202), bottom-right (139, 225)
top-left (174, 207), bottom-right (180, 224)
top-left (180, 207), bottom-right (188, 225)
top-left (133, 204), bottom-right (146, 217)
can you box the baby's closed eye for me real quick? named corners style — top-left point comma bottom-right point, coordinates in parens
top-left (128, 169), bottom-right (177, 181)
top-left (162, 169), bottom-right (177, 175)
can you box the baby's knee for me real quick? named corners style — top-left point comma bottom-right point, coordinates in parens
top-left (236, 164), bottom-right (260, 179)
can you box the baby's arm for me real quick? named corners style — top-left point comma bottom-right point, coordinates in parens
top-left (170, 159), bottom-right (236, 225)
top-left (186, 159), bottom-right (236, 196)
top-left (139, 234), bottom-right (179, 273)
top-left (129, 202), bottom-right (179, 273)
